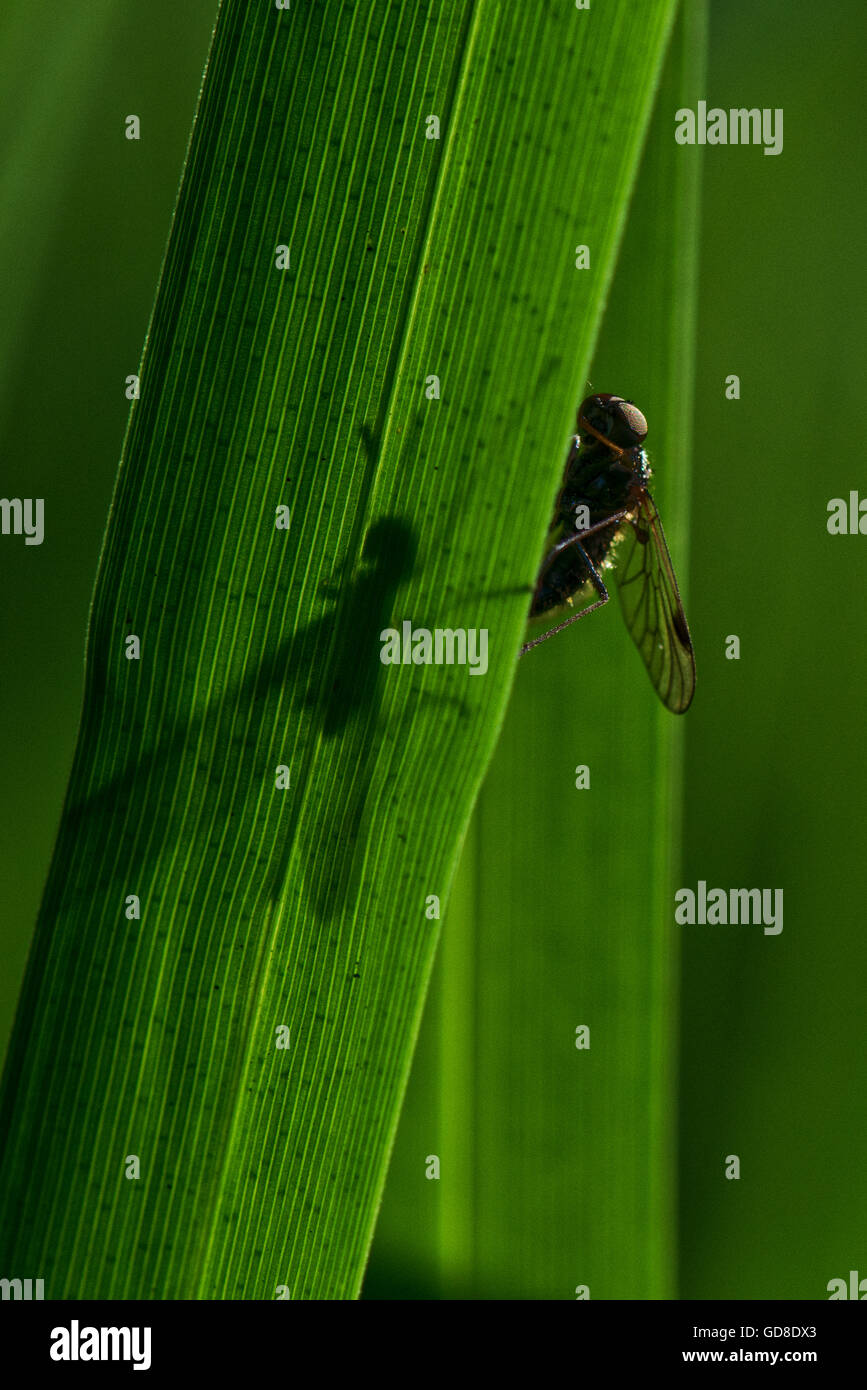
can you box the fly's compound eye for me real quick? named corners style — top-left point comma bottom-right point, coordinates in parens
top-left (578, 394), bottom-right (647, 448)
top-left (606, 397), bottom-right (648, 446)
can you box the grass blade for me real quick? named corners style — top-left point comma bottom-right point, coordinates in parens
top-left (367, 0), bottom-right (706, 1300)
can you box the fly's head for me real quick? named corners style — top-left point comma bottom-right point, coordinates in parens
top-left (578, 394), bottom-right (648, 452)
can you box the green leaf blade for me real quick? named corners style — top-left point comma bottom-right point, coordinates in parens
top-left (367, 0), bottom-right (707, 1301)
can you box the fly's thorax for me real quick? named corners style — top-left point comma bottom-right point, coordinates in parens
top-left (558, 442), bottom-right (646, 529)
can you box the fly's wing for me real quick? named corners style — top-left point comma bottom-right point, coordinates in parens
top-left (614, 491), bottom-right (696, 713)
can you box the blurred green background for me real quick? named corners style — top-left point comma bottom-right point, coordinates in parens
top-left (1, 0), bottom-right (864, 1299)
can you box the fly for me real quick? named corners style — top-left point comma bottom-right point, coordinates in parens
top-left (521, 393), bottom-right (696, 714)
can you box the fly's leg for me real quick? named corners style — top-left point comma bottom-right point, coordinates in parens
top-left (520, 508), bottom-right (631, 656)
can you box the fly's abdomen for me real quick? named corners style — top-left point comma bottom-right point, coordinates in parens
top-left (531, 544), bottom-right (594, 616)
top-left (529, 522), bottom-right (616, 616)
top-left (530, 499), bottom-right (625, 617)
